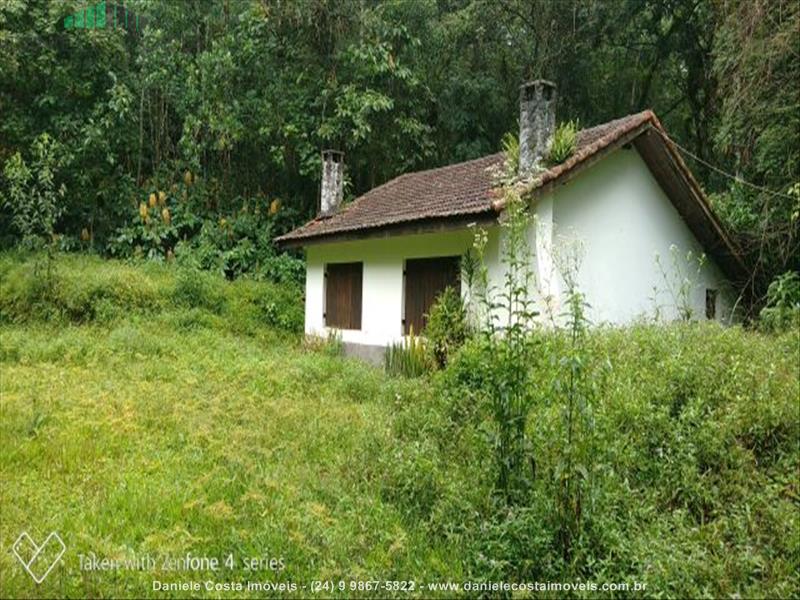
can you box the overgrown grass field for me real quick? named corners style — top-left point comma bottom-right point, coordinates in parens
top-left (1, 254), bottom-right (798, 598)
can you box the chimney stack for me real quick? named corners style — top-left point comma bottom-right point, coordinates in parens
top-left (320, 149), bottom-right (344, 217)
top-left (519, 80), bottom-right (557, 174)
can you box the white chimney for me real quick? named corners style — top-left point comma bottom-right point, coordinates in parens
top-left (519, 80), bottom-right (557, 174)
top-left (320, 150), bottom-right (344, 217)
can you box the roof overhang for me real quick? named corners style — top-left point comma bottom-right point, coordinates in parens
top-left (277, 211), bottom-right (498, 249)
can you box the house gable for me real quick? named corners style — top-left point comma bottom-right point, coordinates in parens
top-left (547, 147), bottom-right (736, 323)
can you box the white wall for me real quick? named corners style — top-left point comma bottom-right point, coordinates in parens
top-left (547, 147), bottom-right (736, 324)
top-left (305, 228), bottom-right (501, 347)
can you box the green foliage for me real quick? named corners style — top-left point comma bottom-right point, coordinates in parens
top-left (172, 267), bottom-right (227, 314)
top-left (384, 328), bottom-right (432, 377)
top-left (424, 286), bottom-right (469, 368)
top-left (0, 253), bottom-right (302, 334)
top-left (500, 131), bottom-right (520, 179)
top-left (468, 189), bottom-right (540, 503)
top-left (173, 207), bottom-right (305, 284)
top-left (547, 120), bottom-right (579, 165)
top-left (1, 133), bottom-right (67, 282)
top-left (760, 271), bottom-right (800, 332)
top-left (711, 1), bottom-right (800, 292)
top-left (380, 322), bottom-right (800, 595)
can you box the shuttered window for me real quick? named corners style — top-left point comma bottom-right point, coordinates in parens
top-left (325, 262), bottom-right (363, 330)
top-left (404, 256), bottom-right (460, 335)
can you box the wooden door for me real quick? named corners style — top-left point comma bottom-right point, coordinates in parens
top-left (404, 256), bottom-right (460, 334)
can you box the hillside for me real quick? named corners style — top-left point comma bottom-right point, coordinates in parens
top-left (0, 255), bottom-right (797, 598)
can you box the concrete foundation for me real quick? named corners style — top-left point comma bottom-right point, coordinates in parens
top-left (342, 341), bottom-right (385, 366)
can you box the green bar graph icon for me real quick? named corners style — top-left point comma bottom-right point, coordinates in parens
top-left (63, 2), bottom-right (144, 33)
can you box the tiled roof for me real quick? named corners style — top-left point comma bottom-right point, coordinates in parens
top-left (276, 110), bottom-right (657, 244)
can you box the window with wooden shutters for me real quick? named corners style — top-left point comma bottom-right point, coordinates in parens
top-left (325, 262), bottom-right (363, 330)
top-left (403, 256), bottom-right (460, 335)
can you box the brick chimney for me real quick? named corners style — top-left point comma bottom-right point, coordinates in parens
top-left (320, 150), bottom-right (344, 217)
top-left (519, 80), bottom-right (557, 175)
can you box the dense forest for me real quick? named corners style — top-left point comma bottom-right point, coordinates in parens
top-left (1, 0), bottom-right (798, 306)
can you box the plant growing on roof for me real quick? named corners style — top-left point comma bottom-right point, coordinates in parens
top-left (548, 120), bottom-right (579, 165)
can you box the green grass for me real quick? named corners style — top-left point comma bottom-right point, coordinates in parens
top-left (0, 254), bottom-right (460, 598)
top-left (0, 320), bottom-right (459, 598)
top-left (1, 253), bottom-right (798, 598)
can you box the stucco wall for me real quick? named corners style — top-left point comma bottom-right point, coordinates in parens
top-left (305, 227), bottom-right (501, 346)
top-left (547, 147), bottom-right (736, 324)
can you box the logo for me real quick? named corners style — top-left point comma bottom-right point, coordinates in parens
top-left (64, 1), bottom-right (145, 33)
top-left (11, 532), bottom-right (66, 584)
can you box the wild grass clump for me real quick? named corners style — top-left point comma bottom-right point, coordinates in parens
top-left (301, 330), bottom-right (343, 357)
top-left (384, 328), bottom-right (433, 377)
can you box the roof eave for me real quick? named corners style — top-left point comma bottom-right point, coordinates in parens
top-left (276, 211), bottom-right (499, 249)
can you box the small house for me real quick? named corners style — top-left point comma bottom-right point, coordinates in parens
top-left (277, 81), bottom-right (746, 362)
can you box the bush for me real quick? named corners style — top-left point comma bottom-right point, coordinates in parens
top-left (760, 271), bottom-right (800, 331)
top-left (424, 286), bottom-right (469, 367)
top-left (0, 253), bottom-right (164, 323)
top-left (172, 267), bottom-right (227, 313)
top-left (547, 120), bottom-right (579, 165)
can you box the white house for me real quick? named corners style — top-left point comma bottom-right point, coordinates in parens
top-left (277, 81), bottom-right (747, 362)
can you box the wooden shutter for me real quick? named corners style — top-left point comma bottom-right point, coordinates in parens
top-left (325, 262), bottom-right (363, 329)
top-left (404, 256), bottom-right (460, 335)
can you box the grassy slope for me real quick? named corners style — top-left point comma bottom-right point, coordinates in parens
top-left (0, 325), bottom-right (464, 598)
top-left (0, 256), bottom-right (458, 598)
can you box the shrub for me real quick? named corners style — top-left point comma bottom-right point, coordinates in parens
top-left (425, 286), bottom-right (469, 367)
top-left (171, 205), bottom-right (304, 285)
top-left (548, 120), bottom-right (578, 165)
top-left (1, 133), bottom-right (66, 252)
top-left (760, 271), bottom-right (800, 331)
top-left (0, 254), bottom-right (164, 323)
